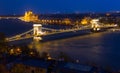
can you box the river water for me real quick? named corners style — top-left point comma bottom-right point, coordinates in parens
top-left (0, 19), bottom-right (120, 71)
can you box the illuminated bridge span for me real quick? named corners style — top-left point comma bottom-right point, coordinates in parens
top-left (6, 29), bottom-right (33, 42)
top-left (6, 19), bottom-right (118, 42)
top-left (6, 24), bottom-right (92, 42)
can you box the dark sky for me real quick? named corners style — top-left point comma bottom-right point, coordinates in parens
top-left (0, 0), bottom-right (120, 14)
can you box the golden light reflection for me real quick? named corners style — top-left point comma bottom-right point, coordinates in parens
top-left (28, 41), bottom-right (46, 54)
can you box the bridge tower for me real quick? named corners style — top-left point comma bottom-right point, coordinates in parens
top-left (33, 24), bottom-right (42, 41)
top-left (91, 19), bottom-right (100, 31)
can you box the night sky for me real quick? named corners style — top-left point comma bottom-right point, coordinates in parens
top-left (0, 0), bottom-right (120, 15)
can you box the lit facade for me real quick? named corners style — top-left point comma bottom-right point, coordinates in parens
top-left (20, 11), bottom-right (38, 22)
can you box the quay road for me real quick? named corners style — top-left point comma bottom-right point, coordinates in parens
top-left (0, 16), bottom-right (19, 19)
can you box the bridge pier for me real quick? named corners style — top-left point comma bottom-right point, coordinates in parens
top-left (33, 24), bottom-right (42, 41)
top-left (91, 19), bottom-right (101, 32)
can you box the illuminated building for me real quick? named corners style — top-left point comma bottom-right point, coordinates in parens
top-left (63, 18), bottom-right (71, 25)
top-left (20, 11), bottom-right (38, 22)
top-left (81, 17), bottom-right (91, 25)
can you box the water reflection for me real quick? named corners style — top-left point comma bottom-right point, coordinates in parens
top-left (28, 32), bottom-right (105, 57)
top-left (28, 32), bottom-right (120, 71)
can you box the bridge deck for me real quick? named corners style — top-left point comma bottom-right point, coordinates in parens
top-left (6, 24), bottom-right (118, 42)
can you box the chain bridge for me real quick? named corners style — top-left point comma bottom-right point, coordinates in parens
top-left (6, 19), bottom-right (118, 42)
top-left (6, 24), bottom-right (92, 42)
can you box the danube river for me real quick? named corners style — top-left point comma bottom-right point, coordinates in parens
top-left (0, 19), bottom-right (120, 71)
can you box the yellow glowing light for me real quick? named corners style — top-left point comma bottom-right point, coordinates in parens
top-left (20, 11), bottom-right (38, 22)
top-left (97, 28), bottom-right (100, 31)
top-left (10, 49), bottom-right (14, 54)
top-left (30, 52), bottom-right (34, 55)
top-left (48, 56), bottom-right (52, 60)
top-left (81, 17), bottom-right (91, 25)
top-left (63, 18), bottom-right (71, 25)
top-left (17, 48), bottom-right (20, 52)
top-left (81, 19), bottom-right (88, 25)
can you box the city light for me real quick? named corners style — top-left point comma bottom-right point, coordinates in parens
top-left (20, 11), bottom-right (38, 22)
